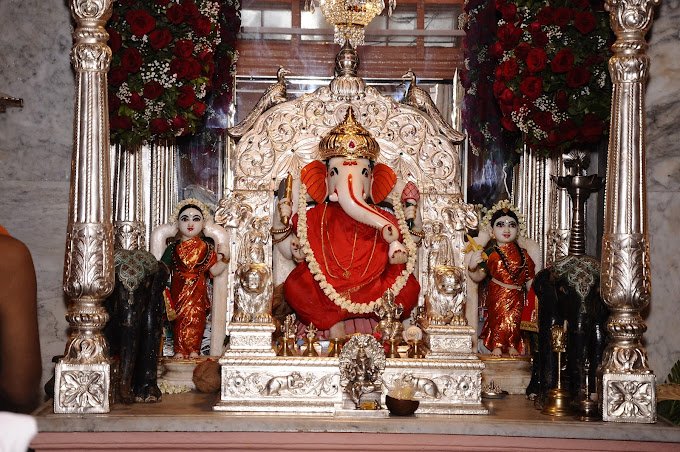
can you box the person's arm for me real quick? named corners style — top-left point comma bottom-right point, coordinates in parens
top-left (0, 235), bottom-right (41, 413)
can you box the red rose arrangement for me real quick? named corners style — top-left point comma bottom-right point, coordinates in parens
top-left (492, 0), bottom-right (612, 155)
top-left (107, 0), bottom-right (239, 146)
top-left (462, 0), bottom-right (510, 157)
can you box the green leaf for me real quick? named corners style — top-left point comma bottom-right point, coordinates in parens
top-left (667, 360), bottom-right (680, 384)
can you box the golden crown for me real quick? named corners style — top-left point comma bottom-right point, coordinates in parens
top-left (318, 107), bottom-right (380, 161)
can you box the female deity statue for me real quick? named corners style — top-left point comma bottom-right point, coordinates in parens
top-left (466, 200), bottom-right (540, 357)
top-left (154, 199), bottom-right (228, 358)
top-left (271, 108), bottom-right (420, 338)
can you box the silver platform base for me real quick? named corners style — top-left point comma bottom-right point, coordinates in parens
top-left (214, 354), bottom-right (488, 415)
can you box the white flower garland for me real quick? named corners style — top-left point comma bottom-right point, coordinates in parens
top-left (297, 184), bottom-right (418, 314)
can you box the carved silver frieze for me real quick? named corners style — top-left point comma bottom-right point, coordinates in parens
top-left (113, 221), bottom-right (145, 250)
top-left (601, 233), bottom-right (651, 310)
top-left (54, 363), bottom-right (110, 414)
top-left (63, 222), bottom-right (114, 299)
top-left (602, 373), bottom-right (656, 423)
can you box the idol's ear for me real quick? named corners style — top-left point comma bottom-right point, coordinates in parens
top-left (300, 160), bottom-right (327, 204)
top-left (370, 163), bottom-right (397, 204)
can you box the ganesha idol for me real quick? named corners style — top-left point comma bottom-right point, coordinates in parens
top-left (271, 108), bottom-right (421, 338)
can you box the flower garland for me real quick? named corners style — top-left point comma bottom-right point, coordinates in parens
top-left (107, 0), bottom-right (240, 146)
top-left (493, 0), bottom-right (612, 156)
top-left (461, 0), bottom-right (508, 157)
top-left (296, 184), bottom-right (418, 315)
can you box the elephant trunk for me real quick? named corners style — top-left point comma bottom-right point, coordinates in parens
top-left (335, 173), bottom-right (399, 243)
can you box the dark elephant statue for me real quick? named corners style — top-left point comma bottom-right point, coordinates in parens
top-left (527, 254), bottom-right (609, 409)
top-left (104, 249), bottom-right (167, 403)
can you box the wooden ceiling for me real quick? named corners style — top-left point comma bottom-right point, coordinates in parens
top-left (235, 0), bottom-right (465, 80)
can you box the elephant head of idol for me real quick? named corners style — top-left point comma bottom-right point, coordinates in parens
top-left (300, 107), bottom-right (399, 243)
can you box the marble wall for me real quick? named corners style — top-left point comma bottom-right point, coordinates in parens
top-left (0, 0), bottom-right (678, 398)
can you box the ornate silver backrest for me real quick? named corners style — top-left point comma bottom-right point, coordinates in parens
top-left (217, 47), bottom-right (474, 332)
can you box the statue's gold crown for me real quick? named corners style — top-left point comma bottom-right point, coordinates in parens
top-left (318, 107), bottom-right (380, 161)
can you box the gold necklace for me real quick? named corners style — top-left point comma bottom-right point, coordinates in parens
top-left (323, 205), bottom-right (358, 279)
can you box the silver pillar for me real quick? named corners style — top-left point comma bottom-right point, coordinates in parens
top-left (545, 155), bottom-right (571, 267)
top-left (54, 0), bottom-right (114, 414)
top-left (113, 145), bottom-right (145, 250)
top-left (599, 0), bottom-right (660, 423)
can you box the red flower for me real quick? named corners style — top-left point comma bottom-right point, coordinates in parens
top-left (107, 29), bottom-right (122, 53)
top-left (536, 6), bottom-right (554, 25)
top-left (171, 115), bottom-right (189, 131)
top-left (191, 16), bottom-right (213, 37)
top-left (183, 1), bottom-right (201, 20)
top-left (143, 81), bottom-right (164, 100)
top-left (166, 3), bottom-right (184, 24)
top-left (551, 48), bottom-right (575, 73)
top-left (530, 29), bottom-right (549, 47)
top-left (553, 7), bottom-right (573, 28)
top-left (128, 92), bottom-right (146, 111)
top-left (555, 90), bottom-right (569, 111)
top-left (566, 67), bottom-right (591, 88)
top-left (534, 111), bottom-right (554, 130)
top-left (546, 130), bottom-right (560, 147)
top-left (170, 58), bottom-right (188, 79)
top-left (110, 115), bottom-right (133, 130)
top-left (177, 85), bottom-right (197, 108)
top-left (498, 2), bottom-right (517, 22)
top-left (501, 116), bottom-right (518, 132)
top-left (174, 40), bottom-right (195, 59)
top-left (580, 113), bottom-right (606, 143)
top-left (125, 9), bottom-right (156, 37)
top-left (489, 41), bottom-right (504, 59)
top-left (120, 47), bottom-right (143, 73)
top-left (169, 58), bottom-right (202, 80)
top-left (498, 88), bottom-right (515, 105)
top-left (559, 118), bottom-right (578, 141)
top-left (497, 23), bottom-right (522, 50)
top-left (528, 21), bottom-right (542, 34)
top-left (109, 67), bottom-right (127, 86)
top-left (192, 101), bottom-right (207, 116)
top-left (182, 58), bottom-right (203, 80)
top-left (514, 42), bottom-right (531, 60)
top-left (109, 93), bottom-right (121, 112)
top-left (198, 49), bottom-right (214, 62)
top-left (526, 48), bottom-right (547, 73)
top-left (150, 118), bottom-right (171, 134)
top-left (149, 28), bottom-right (172, 50)
top-left (496, 58), bottom-right (519, 82)
top-left (574, 11), bottom-right (597, 34)
top-left (493, 80), bottom-right (506, 98)
top-left (519, 76), bottom-right (543, 100)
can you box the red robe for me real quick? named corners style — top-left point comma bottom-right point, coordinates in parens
top-left (479, 242), bottom-right (535, 354)
top-left (165, 236), bottom-right (217, 356)
top-left (284, 202), bottom-right (420, 330)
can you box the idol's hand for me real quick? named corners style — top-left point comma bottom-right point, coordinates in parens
top-left (277, 198), bottom-right (293, 224)
top-left (403, 203), bottom-right (416, 221)
top-left (388, 241), bottom-right (408, 265)
top-left (290, 235), bottom-right (304, 263)
top-left (467, 249), bottom-right (484, 272)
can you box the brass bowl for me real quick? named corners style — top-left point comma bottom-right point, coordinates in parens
top-left (385, 395), bottom-right (419, 416)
